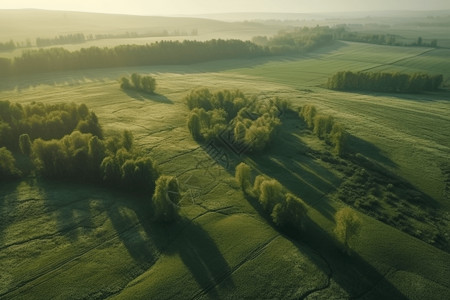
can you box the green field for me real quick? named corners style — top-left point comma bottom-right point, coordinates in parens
top-left (1, 10), bottom-right (450, 300)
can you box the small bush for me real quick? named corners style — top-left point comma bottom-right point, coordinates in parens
top-left (235, 162), bottom-right (252, 191)
top-left (152, 175), bottom-right (180, 223)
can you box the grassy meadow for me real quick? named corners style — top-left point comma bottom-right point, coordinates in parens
top-left (0, 9), bottom-right (449, 300)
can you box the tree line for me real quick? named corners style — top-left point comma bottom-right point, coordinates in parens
top-left (0, 101), bottom-right (181, 222)
top-left (186, 88), bottom-right (292, 153)
top-left (0, 27), bottom-right (338, 77)
top-left (327, 71), bottom-right (444, 93)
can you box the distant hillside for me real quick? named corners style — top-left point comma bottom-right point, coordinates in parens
top-left (0, 9), bottom-right (279, 42)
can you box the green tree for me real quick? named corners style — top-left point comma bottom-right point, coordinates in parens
top-left (19, 134), bottom-right (32, 156)
top-left (187, 112), bottom-right (202, 141)
top-left (334, 207), bottom-right (362, 255)
top-left (0, 147), bottom-right (21, 179)
top-left (235, 162), bottom-right (252, 192)
top-left (271, 193), bottom-right (307, 231)
top-left (258, 179), bottom-right (284, 212)
top-left (152, 175), bottom-right (180, 222)
top-left (120, 76), bottom-right (132, 89)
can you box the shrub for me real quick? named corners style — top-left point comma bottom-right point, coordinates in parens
top-left (19, 134), bottom-right (32, 156)
top-left (313, 114), bottom-right (334, 139)
top-left (299, 104), bottom-right (317, 129)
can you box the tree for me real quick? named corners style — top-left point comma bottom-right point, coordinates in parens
top-left (235, 162), bottom-right (252, 191)
top-left (0, 147), bottom-right (21, 179)
top-left (19, 134), bottom-right (32, 156)
top-left (417, 36), bottom-right (422, 46)
top-left (271, 193), bottom-right (307, 231)
top-left (258, 179), bottom-right (284, 212)
top-left (120, 77), bottom-right (132, 89)
top-left (334, 207), bottom-right (362, 255)
top-left (187, 112), bottom-right (202, 141)
top-left (140, 75), bottom-right (156, 94)
top-left (152, 175), bottom-right (180, 222)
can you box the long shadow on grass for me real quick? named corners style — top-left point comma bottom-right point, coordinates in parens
top-left (294, 217), bottom-right (407, 299)
top-left (135, 210), bottom-right (235, 298)
top-left (123, 89), bottom-right (174, 104)
top-left (346, 135), bottom-right (397, 168)
top-left (0, 180), bottom-right (22, 248)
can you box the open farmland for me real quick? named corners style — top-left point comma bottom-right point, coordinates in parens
top-left (0, 8), bottom-right (450, 300)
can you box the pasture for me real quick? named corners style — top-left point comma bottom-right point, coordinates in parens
top-left (0, 15), bottom-right (449, 299)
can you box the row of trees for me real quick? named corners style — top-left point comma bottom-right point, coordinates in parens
top-left (0, 39), bottom-right (267, 77)
top-left (120, 73), bottom-right (157, 94)
top-left (327, 71), bottom-right (444, 93)
top-left (235, 162), bottom-right (308, 232)
top-left (0, 27), bottom-right (340, 77)
top-left (186, 88), bottom-right (290, 152)
top-left (36, 33), bottom-right (86, 47)
top-left (235, 162), bottom-right (362, 254)
top-left (299, 104), bottom-right (347, 156)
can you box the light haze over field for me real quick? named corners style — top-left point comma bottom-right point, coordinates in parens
top-left (1, 0), bottom-right (450, 15)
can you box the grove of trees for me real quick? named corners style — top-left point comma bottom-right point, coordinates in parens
top-left (186, 88), bottom-right (291, 153)
top-left (327, 71), bottom-right (443, 93)
top-left (120, 73), bottom-right (157, 94)
top-left (0, 101), bottom-right (179, 218)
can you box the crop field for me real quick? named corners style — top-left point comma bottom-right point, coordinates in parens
top-left (0, 9), bottom-right (449, 300)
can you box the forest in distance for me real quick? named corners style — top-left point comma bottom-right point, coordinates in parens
top-left (0, 7), bottom-right (449, 300)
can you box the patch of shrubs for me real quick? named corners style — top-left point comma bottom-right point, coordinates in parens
top-left (327, 71), bottom-right (443, 93)
top-left (235, 162), bottom-right (308, 232)
top-left (120, 73), bottom-right (156, 94)
top-left (186, 88), bottom-right (291, 152)
top-left (299, 104), bottom-right (347, 155)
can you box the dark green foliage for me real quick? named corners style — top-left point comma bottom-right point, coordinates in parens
top-left (0, 101), bottom-right (103, 151)
top-left (327, 71), bottom-right (443, 93)
top-left (36, 33), bottom-right (86, 47)
top-left (185, 88), bottom-right (287, 153)
top-left (19, 134), bottom-right (32, 156)
top-left (0, 147), bottom-right (21, 179)
top-left (152, 175), bottom-right (180, 222)
top-left (271, 193), bottom-right (307, 230)
top-left (313, 114), bottom-right (334, 139)
top-left (121, 73), bottom-right (156, 94)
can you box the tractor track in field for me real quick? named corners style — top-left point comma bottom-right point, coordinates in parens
top-left (360, 48), bottom-right (436, 73)
top-left (0, 222), bottom-right (142, 299)
top-left (190, 234), bottom-right (281, 300)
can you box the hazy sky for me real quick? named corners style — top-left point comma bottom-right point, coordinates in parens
top-left (1, 0), bottom-right (449, 15)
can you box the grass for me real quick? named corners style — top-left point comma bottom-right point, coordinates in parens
top-left (0, 39), bottom-right (449, 299)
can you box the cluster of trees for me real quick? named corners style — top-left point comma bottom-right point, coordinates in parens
top-left (36, 33), bottom-right (86, 47)
top-left (186, 88), bottom-right (290, 152)
top-left (299, 105), bottom-right (347, 156)
top-left (0, 101), bottom-right (102, 151)
top-left (235, 162), bottom-right (308, 232)
top-left (120, 73), bottom-right (156, 94)
top-left (0, 101), bottom-right (182, 222)
top-left (252, 26), bottom-right (334, 54)
top-left (0, 40), bottom-right (16, 51)
top-left (327, 71), bottom-right (444, 93)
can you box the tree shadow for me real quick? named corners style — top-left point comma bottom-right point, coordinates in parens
top-left (0, 179), bottom-right (22, 248)
top-left (292, 216), bottom-right (408, 299)
top-left (135, 211), bottom-right (235, 298)
top-left (346, 135), bottom-right (397, 168)
top-left (122, 89), bottom-right (174, 104)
